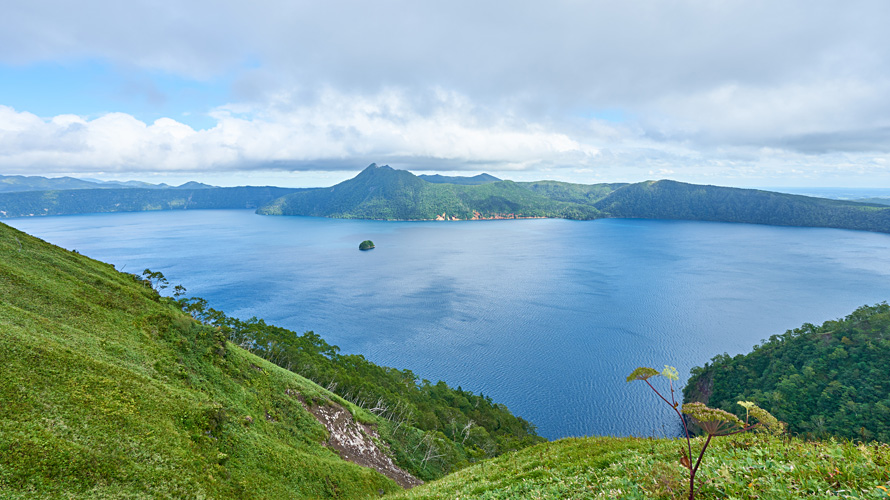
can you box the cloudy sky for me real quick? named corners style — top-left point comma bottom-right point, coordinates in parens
top-left (2, 1), bottom-right (889, 187)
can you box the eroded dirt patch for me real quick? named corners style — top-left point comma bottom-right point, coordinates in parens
top-left (299, 397), bottom-right (423, 489)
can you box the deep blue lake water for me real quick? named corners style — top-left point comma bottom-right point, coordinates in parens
top-left (8, 210), bottom-right (890, 439)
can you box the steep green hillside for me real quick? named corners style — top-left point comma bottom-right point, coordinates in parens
top-left (0, 186), bottom-right (305, 218)
top-left (257, 164), bottom-right (599, 220)
top-left (593, 180), bottom-right (890, 233)
top-left (0, 221), bottom-right (407, 497)
top-left (387, 434), bottom-right (890, 499)
top-left (684, 303), bottom-right (890, 442)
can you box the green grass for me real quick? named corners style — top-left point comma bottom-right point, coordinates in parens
top-left (0, 221), bottom-right (400, 498)
top-left (389, 434), bottom-right (890, 499)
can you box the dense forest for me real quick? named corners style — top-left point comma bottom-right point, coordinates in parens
top-left (0, 186), bottom-right (305, 218)
top-left (683, 302), bottom-right (890, 442)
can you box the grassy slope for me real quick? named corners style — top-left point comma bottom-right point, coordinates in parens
top-left (389, 434), bottom-right (890, 499)
top-left (0, 221), bottom-right (399, 498)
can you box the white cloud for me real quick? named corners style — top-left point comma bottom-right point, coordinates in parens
top-left (0, 92), bottom-right (602, 175)
top-left (2, 89), bottom-right (889, 188)
top-left (3, 1), bottom-right (890, 186)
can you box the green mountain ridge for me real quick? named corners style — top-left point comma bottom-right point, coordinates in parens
top-left (256, 164), bottom-right (890, 233)
top-left (0, 186), bottom-right (306, 218)
top-left (595, 180), bottom-right (890, 233)
top-left (0, 174), bottom-right (202, 193)
top-left (3, 165), bottom-right (889, 234)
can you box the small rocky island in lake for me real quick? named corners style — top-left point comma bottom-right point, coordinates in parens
top-left (359, 240), bottom-right (375, 251)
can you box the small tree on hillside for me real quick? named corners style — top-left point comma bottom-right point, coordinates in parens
top-left (142, 268), bottom-right (169, 291)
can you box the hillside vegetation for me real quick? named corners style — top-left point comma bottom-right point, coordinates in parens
top-left (178, 297), bottom-right (543, 481)
top-left (0, 220), bottom-right (538, 497)
top-left (684, 303), bottom-right (890, 443)
top-left (388, 434), bottom-right (890, 499)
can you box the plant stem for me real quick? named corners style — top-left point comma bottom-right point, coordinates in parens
top-left (689, 434), bottom-right (712, 500)
top-left (644, 380), bottom-right (694, 474)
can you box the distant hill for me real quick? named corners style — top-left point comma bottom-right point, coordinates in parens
top-left (0, 186), bottom-right (306, 218)
top-left (0, 174), bottom-right (111, 193)
top-left (854, 197), bottom-right (890, 206)
top-left (592, 180), bottom-right (890, 233)
top-left (172, 181), bottom-right (215, 189)
top-left (417, 173), bottom-right (501, 185)
top-left (0, 174), bottom-right (218, 193)
top-left (89, 179), bottom-right (172, 189)
top-left (258, 164), bottom-right (600, 220)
